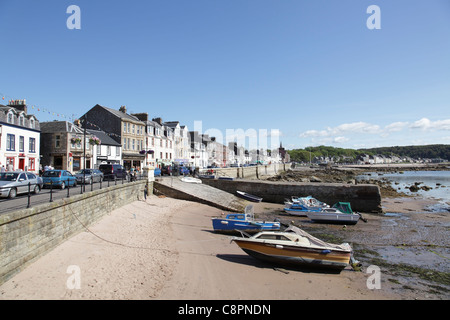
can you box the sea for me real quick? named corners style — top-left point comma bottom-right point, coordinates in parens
top-left (357, 170), bottom-right (450, 212)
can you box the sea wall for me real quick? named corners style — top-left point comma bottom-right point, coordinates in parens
top-left (200, 179), bottom-right (382, 213)
top-left (200, 163), bottom-right (290, 180)
top-left (0, 180), bottom-right (149, 286)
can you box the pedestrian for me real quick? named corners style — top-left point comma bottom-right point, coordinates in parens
top-left (1, 165), bottom-right (5, 173)
top-left (144, 182), bottom-right (148, 201)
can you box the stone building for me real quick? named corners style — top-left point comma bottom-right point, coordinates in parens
top-left (40, 121), bottom-right (94, 172)
top-left (81, 104), bottom-right (146, 170)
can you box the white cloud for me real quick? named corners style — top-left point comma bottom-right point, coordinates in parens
top-left (410, 118), bottom-right (450, 131)
top-left (333, 136), bottom-right (349, 143)
top-left (384, 121), bottom-right (409, 132)
top-left (298, 117), bottom-right (450, 148)
top-left (299, 121), bottom-right (381, 138)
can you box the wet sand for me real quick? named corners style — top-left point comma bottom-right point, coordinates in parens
top-left (0, 195), bottom-right (448, 300)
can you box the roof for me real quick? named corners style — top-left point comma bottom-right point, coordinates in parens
top-left (40, 121), bottom-right (84, 134)
top-left (87, 129), bottom-right (121, 146)
top-left (92, 104), bottom-right (143, 123)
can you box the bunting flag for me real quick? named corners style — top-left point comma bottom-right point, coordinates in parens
top-left (0, 90), bottom-right (77, 122)
top-left (2, 90), bottom-right (126, 140)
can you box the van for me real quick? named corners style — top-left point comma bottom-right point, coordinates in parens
top-left (99, 164), bottom-right (128, 181)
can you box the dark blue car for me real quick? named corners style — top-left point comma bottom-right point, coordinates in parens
top-left (42, 170), bottom-right (77, 189)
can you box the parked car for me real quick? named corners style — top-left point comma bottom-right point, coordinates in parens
top-left (161, 165), bottom-right (172, 176)
top-left (99, 164), bottom-right (128, 181)
top-left (42, 170), bottom-right (77, 189)
top-left (179, 166), bottom-right (189, 175)
top-left (75, 169), bottom-right (104, 184)
top-left (154, 167), bottom-right (161, 177)
top-left (0, 171), bottom-right (43, 198)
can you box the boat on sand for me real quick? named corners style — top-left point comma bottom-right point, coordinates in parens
top-left (232, 226), bottom-right (358, 271)
top-left (306, 202), bottom-right (362, 225)
top-left (236, 191), bottom-right (263, 202)
top-left (212, 205), bottom-right (280, 234)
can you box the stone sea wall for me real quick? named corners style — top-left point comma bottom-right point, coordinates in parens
top-left (0, 180), bottom-right (149, 286)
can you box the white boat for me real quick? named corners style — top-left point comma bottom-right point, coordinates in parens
top-left (306, 202), bottom-right (361, 225)
top-left (181, 177), bottom-right (202, 184)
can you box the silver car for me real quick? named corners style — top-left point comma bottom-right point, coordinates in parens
top-left (75, 169), bottom-right (104, 184)
top-left (0, 171), bottom-right (43, 198)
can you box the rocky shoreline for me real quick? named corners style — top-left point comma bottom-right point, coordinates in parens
top-left (266, 163), bottom-right (449, 200)
top-left (257, 163), bottom-right (450, 299)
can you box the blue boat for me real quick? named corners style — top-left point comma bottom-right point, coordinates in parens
top-left (212, 205), bottom-right (280, 234)
top-left (283, 196), bottom-right (330, 216)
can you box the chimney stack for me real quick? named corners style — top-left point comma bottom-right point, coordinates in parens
top-left (119, 105), bottom-right (127, 114)
top-left (8, 99), bottom-right (27, 114)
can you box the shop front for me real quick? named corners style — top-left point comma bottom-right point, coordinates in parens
top-left (122, 153), bottom-right (145, 171)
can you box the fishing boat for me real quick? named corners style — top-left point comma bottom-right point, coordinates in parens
top-left (283, 196), bottom-right (330, 216)
top-left (236, 191), bottom-right (263, 203)
top-left (212, 205), bottom-right (280, 234)
top-left (231, 226), bottom-right (356, 271)
top-left (306, 202), bottom-right (361, 225)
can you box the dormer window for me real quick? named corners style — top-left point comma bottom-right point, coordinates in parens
top-left (7, 112), bottom-right (13, 124)
top-left (30, 118), bottom-right (35, 129)
top-left (19, 115), bottom-right (25, 126)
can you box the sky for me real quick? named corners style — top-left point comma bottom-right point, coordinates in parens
top-left (1, 0), bottom-right (449, 151)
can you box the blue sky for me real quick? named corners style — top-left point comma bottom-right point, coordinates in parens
top-left (1, 0), bottom-right (449, 150)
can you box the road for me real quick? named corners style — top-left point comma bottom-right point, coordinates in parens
top-left (0, 178), bottom-right (133, 214)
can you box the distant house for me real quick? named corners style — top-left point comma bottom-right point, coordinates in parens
top-left (0, 100), bottom-right (40, 173)
top-left (40, 121), bottom-right (94, 172)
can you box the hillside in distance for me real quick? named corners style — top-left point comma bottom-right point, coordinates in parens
top-left (287, 144), bottom-right (450, 163)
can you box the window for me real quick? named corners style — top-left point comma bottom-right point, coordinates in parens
top-left (7, 134), bottom-right (15, 151)
top-left (55, 135), bottom-right (61, 148)
top-left (6, 157), bottom-right (15, 169)
top-left (97, 145), bottom-right (101, 155)
top-left (19, 136), bottom-right (24, 152)
top-left (132, 124), bottom-right (135, 134)
top-left (132, 139), bottom-right (135, 150)
top-left (28, 158), bottom-right (36, 171)
top-left (107, 146), bottom-right (111, 156)
top-left (123, 138), bottom-right (126, 150)
top-left (116, 146), bottom-right (120, 156)
top-left (7, 112), bottom-right (13, 124)
top-left (30, 118), bottom-right (35, 129)
top-left (123, 123), bottom-right (126, 133)
top-left (19, 115), bottom-right (24, 127)
top-left (29, 138), bottom-right (36, 153)
top-left (127, 123), bottom-right (130, 133)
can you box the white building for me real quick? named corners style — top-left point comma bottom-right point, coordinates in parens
top-left (0, 100), bottom-right (40, 173)
top-left (189, 131), bottom-right (209, 168)
top-left (87, 129), bottom-right (122, 167)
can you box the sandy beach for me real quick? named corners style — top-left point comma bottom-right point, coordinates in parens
top-left (0, 194), bottom-right (448, 300)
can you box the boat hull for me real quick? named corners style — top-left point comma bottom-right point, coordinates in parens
top-left (307, 212), bottom-right (360, 225)
top-left (212, 219), bottom-right (280, 234)
top-left (233, 239), bottom-right (351, 271)
top-left (236, 191), bottom-right (263, 203)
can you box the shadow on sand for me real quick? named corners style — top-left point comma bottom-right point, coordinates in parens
top-left (216, 254), bottom-right (342, 275)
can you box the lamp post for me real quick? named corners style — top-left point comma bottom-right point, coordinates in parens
top-left (83, 115), bottom-right (87, 193)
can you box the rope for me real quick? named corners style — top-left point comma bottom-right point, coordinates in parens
top-left (67, 203), bottom-right (174, 253)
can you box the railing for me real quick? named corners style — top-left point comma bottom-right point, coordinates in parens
top-left (0, 173), bottom-right (146, 214)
